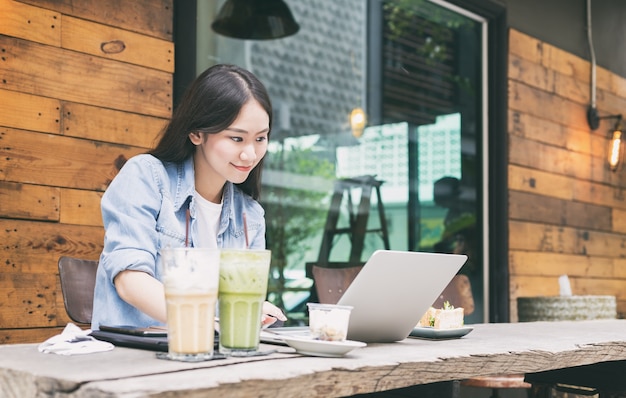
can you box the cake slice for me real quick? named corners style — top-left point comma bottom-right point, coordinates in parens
top-left (433, 307), bottom-right (464, 329)
top-left (418, 302), bottom-right (465, 329)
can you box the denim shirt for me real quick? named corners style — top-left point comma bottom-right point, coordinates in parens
top-left (91, 154), bottom-right (265, 330)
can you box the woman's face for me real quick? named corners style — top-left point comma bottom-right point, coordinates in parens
top-left (190, 99), bottom-right (270, 201)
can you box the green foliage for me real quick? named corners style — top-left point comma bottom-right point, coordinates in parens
top-left (383, 0), bottom-right (472, 68)
top-left (262, 144), bottom-right (335, 298)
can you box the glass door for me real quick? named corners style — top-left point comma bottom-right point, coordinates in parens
top-left (190, 0), bottom-right (489, 324)
top-left (366, 0), bottom-right (487, 323)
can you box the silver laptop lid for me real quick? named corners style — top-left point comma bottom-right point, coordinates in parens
top-left (338, 250), bottom-right (467, 343)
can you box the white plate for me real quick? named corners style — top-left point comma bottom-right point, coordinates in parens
top-left (409, 326), bottom-right (473, 339)
top-left (260, 327), bottom-right (310, 346)
top-left (281, 335), bottom-right (366, 357)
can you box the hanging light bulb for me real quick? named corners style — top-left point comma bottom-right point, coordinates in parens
top-left (592, 113), bottom-right (623, 172)
top-left (350, 107), bottom-right (367, 138)
top-left (608, 128), bottom-right (623, 172)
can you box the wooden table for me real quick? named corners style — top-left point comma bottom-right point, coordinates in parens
top-left (2, 320), bottom-right (626, 397)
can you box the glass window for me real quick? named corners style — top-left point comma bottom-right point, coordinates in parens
top-left (195, 0), bottom-right (487, 325)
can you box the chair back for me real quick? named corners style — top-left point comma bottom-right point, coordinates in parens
top-left (432, 274), bottom-right (475, 315)
top-left (58, 256), bottom-right (98, 324)
top-left (311, 264), bottom-right (363, 304)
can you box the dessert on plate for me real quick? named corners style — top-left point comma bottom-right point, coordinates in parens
top-left (418, 301), bottom-right (464, 329)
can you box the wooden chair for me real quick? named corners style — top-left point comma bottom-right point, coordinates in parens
top-left (433, 273), bottom-right (475, 315)
top-left (461, 375), bottom-right (531, 398)
top-left (58, 256), bottom-right (99, 324)
top-left (311, 264), bottom-right (363, 304)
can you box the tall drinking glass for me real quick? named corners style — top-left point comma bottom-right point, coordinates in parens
top-left (160, 247), bottom-right (220, 362)
top-left (218, 249), bottom-right (271, 356)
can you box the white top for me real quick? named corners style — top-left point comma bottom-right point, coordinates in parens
top-left (193, 191), bottom-right (223, 248)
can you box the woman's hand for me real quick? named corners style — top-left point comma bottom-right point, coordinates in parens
top-left (261, 301), bottom-right (287, 327)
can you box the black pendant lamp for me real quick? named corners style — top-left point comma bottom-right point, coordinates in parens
top-left (212, 0), bottom-right (300, 40)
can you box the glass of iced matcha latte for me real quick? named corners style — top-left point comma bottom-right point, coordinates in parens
top-left (218, 249), bottom-right (271, 356)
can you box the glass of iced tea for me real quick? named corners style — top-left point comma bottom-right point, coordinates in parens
top-left (160, 247), bottom-right (220, 361)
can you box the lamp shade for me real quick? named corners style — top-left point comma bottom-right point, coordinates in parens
top-left (212, 0), bottom-right (300, 40)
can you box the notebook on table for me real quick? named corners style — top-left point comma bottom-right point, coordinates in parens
top-left (265, 250), bottom-right (467, 344)
top-left (90, 325), bottom-right (219, 352)
top-left (90, 328), bottom-right (170, 352)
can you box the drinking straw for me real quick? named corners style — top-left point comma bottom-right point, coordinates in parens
top-left (185, 208), bottom-right (190, 247)
top-left (243, 212), bottom-right (249, 248)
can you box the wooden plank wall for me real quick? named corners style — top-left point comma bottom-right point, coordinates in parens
top-left (508, 29), bottom-right (626, 321)
top-left (0, 0), bottom-right (173, 343)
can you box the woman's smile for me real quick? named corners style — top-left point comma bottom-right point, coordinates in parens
top-left (232, 163), bottom-right (253, 173)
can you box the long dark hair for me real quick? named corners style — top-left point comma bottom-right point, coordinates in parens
top-left (150, 64), bottom-right (272, 199)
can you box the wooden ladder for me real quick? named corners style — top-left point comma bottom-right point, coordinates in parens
top-left (317, 175), bottom-right (390, 266)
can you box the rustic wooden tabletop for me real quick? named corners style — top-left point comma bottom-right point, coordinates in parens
top-left (2, 320), bottom-right (626, 397)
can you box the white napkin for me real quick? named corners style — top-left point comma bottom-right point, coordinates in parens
top-left (559, 274), bottom-right (572, 296)
top-left (38, 323), bottom-right (114, 355)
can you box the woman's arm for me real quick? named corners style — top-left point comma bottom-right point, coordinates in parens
top-left (98, 156), bottom-right (171, 326)
top-left (114, 270), bottom-right (167, 324)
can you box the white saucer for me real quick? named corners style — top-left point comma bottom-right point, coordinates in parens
top-left (281, 335), bottom-right (366, 357)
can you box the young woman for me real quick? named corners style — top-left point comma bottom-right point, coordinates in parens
top-left (91, 64), bottom-right (286, 330)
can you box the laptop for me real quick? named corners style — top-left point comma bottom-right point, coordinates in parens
top-left (338, 250), bottom-right (466, 343)
top-left (265, 250), bottom-right (466, 344)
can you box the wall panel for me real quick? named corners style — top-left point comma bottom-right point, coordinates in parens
top-left (17, 0), bottom-right (173, 41)
top-left (0, 0), bottom-right (60, 46)
top-left (0, 0), bottom-right (173, 342)
top-left (1, 127), bottom-right (144, 190)
top-left (508, 29), bottom-right (626, 320)
top-left (0, 36), bottom-right (172, 118)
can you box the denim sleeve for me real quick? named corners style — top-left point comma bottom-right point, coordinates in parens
top-left (99, 155), bottom-right (163, 284)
